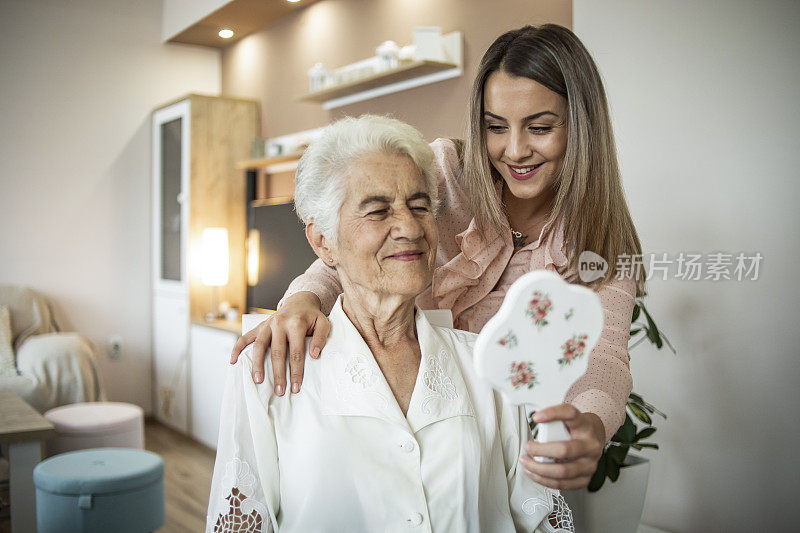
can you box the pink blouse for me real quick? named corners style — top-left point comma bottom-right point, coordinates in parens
top-left (281, 138), bottom-right (635, 442)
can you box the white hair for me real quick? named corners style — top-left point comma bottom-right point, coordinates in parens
top-left (293, 114), bottom-right (437, 241)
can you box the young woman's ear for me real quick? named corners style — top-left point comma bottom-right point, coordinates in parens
top-left (305, 222), bottom-right (335, 266)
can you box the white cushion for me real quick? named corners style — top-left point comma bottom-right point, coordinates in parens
top-left (45, 401), bottom-right (143, 435)
top-left (44, 401), bottom-right (145, 456)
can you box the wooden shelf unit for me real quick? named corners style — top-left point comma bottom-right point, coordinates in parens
top-left (151, 94), bottom-right (258, 434)
top-left (239, 152), bottom-right (301, 202)
top-left (236, 151), bottom-right (304, 171)
top-left (250, 196), bottom-right (294, 208)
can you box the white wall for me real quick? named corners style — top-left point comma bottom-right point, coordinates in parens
top-left (0, 0), bottom-right (220, 412)
top-left (574, 1), bottom-right (800, 531)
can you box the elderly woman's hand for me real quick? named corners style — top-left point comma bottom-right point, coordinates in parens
top-left (518, 404), bottom-right (606, 490)
top-left (229, 291), bottom-right (330, 395)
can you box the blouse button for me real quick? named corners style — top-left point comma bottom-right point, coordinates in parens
top-left (406, 512), bottom-right (423, 526)
top-left (400, 440), bottom-right (416, 453)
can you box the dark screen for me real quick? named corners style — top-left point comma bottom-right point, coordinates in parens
top-left (247, 202), bottom-right (320, 311)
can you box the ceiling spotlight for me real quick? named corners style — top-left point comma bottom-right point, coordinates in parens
top-left (287, 0), bottom-right (301, 3)
top-left (218, 29), bottom-right (234, 39)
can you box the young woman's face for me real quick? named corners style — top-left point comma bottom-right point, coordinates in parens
top-left (483, 70), bottom-right (568, 202)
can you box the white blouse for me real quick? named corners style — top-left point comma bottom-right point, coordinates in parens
top-left (207, 297), bottom-right (573, 533)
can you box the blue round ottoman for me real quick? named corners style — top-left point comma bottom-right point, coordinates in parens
top-left (33, 448), bottom-right (165, 533)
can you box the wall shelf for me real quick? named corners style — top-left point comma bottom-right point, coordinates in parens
top-left (250, 196), bottom-right (293, 208)
top-left (297, 60), bottom-right (461, 109)
top-left (296, 31), bottom-right (463, 109)
top-left (236, 151), bottom-right (304, 171)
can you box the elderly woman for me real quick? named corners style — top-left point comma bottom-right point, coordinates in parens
top-left (207, 115), bottom-right (572, 532)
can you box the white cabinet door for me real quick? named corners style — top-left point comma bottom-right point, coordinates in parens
top-left (152, 99), bottom-right (191, 434)
top-left (153, 293), bottom-right (189, 433)
top-left (190, 325), bottom-right (238, 449)
top-left (152, 100), bottom-right (190, 294)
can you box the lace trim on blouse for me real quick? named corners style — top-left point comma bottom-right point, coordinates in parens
top-left (336, 352), bottom-right (390, 408)
top-left (211, 458), bottom-right (270, 533)
top-left (521, 489), bottom-right (574, 533)
top-left (421, 349), bottom-right (459, 413)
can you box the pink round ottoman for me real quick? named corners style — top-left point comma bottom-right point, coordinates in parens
top-left (44, 402), bottom-right (144, 457)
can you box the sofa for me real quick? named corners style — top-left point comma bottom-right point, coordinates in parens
top-left (0, 285), bottom-right (103, 412)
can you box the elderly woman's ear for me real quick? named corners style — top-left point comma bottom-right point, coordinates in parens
top-left (305, 222), bottom-right (335, 266)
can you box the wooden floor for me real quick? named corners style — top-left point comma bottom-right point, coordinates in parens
top-left (145, 419), bottom-right (216, 533)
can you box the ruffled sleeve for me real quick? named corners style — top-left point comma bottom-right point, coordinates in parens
top-left (431, 217), bottom-right (514, 322)
top-left (537, 223), bottom-right (571, 277)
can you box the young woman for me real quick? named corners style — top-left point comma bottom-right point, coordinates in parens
top-left (230, 24), bottom-right (644, 491)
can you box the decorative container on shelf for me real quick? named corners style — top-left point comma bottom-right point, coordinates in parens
top-left (375, 40), bottom-right (400, 71)
top-left (399, 44), bottom-right (416, 62)
top-left (413, 26), bottom-right (444, 61)
top-left (307, 62), bottom-right (327, 92)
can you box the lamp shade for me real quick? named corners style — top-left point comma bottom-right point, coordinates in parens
top-left (201, 227), bottom-right (229, 287)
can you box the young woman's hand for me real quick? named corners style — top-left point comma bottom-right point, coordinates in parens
top-left (518, 404), bottom-right (606, 490)
top-left (229, 291), bottom-right (330, 396)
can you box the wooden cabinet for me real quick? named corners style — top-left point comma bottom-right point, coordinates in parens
top-left (151, 94), bottom-right (258, 432)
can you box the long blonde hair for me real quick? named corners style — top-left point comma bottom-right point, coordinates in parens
top-left (463, 24), bottom-right (645, 293)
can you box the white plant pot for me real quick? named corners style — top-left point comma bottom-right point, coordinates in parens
top-left (563, 454), bottom-right (650, 533)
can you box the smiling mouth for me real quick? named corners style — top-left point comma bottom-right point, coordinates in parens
top-left (508, 162), bottom-right (544, 174)
top-left (386, 251), bottom-right (424, 261)
top-left (506, 162), bottom-right (545, 181)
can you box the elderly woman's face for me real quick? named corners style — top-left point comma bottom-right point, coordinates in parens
top-left (331, 153), bottom-right (437, 300)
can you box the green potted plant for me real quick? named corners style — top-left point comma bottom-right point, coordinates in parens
top-left (589, 300), bottom-right (673, 491)
top-left (562, 298), bottom-right (675, 533)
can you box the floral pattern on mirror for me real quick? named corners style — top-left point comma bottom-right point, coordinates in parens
top-left (525, 290), bottom-right (553, 328)
top-left (508, 361), bottom-right (538, 390)
top-left (497, 330), bottom-right (518, 348)
top-left (558, 334), bottom-right (588, 367)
